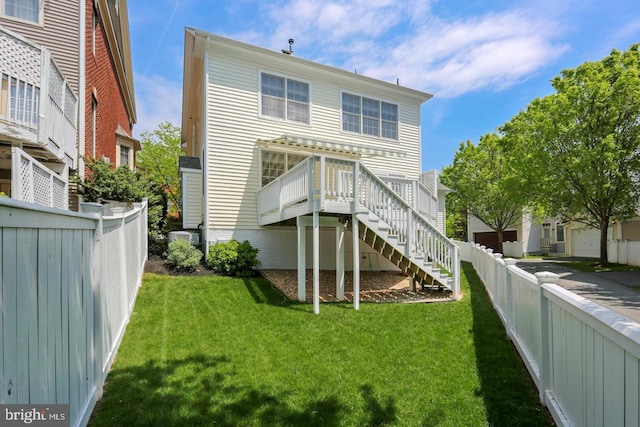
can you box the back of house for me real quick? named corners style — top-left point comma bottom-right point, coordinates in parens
top-left (181, 29), bottom-right (456, 279)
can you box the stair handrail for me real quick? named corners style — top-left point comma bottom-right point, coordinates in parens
top-left (358, 164), bottom-right (460, 295)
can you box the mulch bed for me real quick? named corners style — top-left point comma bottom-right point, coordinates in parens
top-left (144, 256), bottom-right (453, 304)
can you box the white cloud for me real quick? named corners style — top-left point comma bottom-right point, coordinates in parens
top-left (240, 2), bottom-right (568, 98)
top-left (133, 74), bottom-right (182, 138)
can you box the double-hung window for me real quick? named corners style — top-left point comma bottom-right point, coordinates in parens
top-left (2, 0), bottom-right (40, 24)
top-left (260, 73), bottom-right (309, 124)
top-left (342, 93), bottom-right (398, 140)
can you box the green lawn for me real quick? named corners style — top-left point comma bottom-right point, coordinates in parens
top-left (89, 263), bottom-right (553, 426)
top-left (563, 259), bottom-right (640, 273)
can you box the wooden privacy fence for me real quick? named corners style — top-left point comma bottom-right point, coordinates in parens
top-left (457, 241), bottom-right (640, 427)
top-left (0, 197), bottom-right (148, 427)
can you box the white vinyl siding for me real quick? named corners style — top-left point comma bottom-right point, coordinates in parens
top-left (203, 39), bottom-right (424, 231)
top-left (208, 227), bottom-right (397, 271)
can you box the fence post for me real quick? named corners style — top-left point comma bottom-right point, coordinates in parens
top-left (535, 271), bottom-right (560, 404)
top-left (493, 253), bottom-right (503, 309)
top-left (80, 202), bottom-right (104, 397)
top-left (503, 258), bottom-right (517, 337)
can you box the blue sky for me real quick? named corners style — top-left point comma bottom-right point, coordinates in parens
top-left (128, 0), bottom-right (640, 172)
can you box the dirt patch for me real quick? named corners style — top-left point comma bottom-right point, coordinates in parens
top-left (144, 256), bottom-right (453, 303)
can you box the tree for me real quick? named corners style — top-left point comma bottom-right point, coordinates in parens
top-left (502, 44), bottom-right (640, 264)
top-left (440, 133), bottom-right (529, 254)
top-left (74, 157), bottom-right (167, 237)
top-left (136, 122), bottom-right (183, 216)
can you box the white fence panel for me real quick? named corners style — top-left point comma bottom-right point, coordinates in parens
top-left (608, 240), bottom-right (640, 266)
top-left (0, 197), bottom-right (147, 427)
top-left (460, 241), bottom-right (640, 427)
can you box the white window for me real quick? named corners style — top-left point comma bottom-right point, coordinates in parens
top-left (556, 224), bottom-right (565, 242)
top-left (342, 93), bottom-right (398, 140)
top-left (260, 73), bottom-right (309, 124)
top-left (119, 145), bottom-right (130, 168)
top-left (2, 0), bottom-right (40, 24)
top-left (261, 150), bottom-right (307, 186)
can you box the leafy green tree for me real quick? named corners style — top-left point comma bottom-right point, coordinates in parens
top-left (502, 44), bottom-right (640, 264)
top-left (136, 122), bottom-right (183, 216)
top-left (441, 133), bottom-right (529, 254)
top-left (74, 157), bottom-right (167, 237)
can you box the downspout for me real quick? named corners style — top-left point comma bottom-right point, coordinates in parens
top-left (203, 37), bottom-right (211, 254)
top-left (78, 0), bottom-right (86, 177)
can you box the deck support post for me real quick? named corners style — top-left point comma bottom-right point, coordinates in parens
top-left (297, 217), bottom-right (306, 302)
top-left (352, 213), bottom-right (360, 310)
top-left (313, 211), bottom-right (320, 314)
top-left (336, 222), bottom-right (345, 301)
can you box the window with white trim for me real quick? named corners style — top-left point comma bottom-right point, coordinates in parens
top-left (260, 73), bottom-right (309, 124)
top-left (342, 93), bottom-right (398, 140)
top-left (556, 224), bottom-right (565, 242)
top-left (119, 145), bottom-right (130, 168)
top-left (261, 150), bottom-right (307, 186)
top-left (1, 0), bottom-right (40, 24)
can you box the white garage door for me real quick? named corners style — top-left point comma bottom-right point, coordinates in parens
top-left (570, 228), bottom-right (601, 258)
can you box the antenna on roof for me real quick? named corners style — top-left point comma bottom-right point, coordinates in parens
top-left (282, 38), bottom-right (294, 55)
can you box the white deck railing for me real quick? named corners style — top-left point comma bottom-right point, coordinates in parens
top-left (257, 154), bottom-right (460, 292)
top-left (0, 27), bottom-right (78, 168)
top-left (461, 241), bottom-right (640, 427)
top-left (379, 176), bottom-right (438, 227)
top-left (11, 146), bottom-right (68, 209)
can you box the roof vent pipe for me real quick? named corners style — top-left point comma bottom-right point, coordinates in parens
top-left (282, 38), bottom-right (294, 55)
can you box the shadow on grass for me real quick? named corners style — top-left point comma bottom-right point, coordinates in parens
top-left (464, 262), bottom-right (554, 426)
top-left (90, 354), bottom-right (398, 427)
top-left (89, 354), bottom-right (345, 426)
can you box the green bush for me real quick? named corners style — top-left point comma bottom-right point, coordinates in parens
top-left (166, 239), bottom-right (203, 272)
top-left (207, 240), bottom-right (259, 277)
top-left (73, 157), bottom-right (168, 238)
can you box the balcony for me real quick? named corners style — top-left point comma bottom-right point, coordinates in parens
top-left (0, 26), bottom-right (78, 168)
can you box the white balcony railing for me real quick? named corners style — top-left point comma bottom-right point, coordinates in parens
top-left (0, 27), bottom-right (78, 168)
top-left (257, 154), bottom-right (460, 293)
top-left (11, 146), bottom-right (68, 209)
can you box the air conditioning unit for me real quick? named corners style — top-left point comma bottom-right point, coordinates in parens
top-left (168, 231), bottom-right (200, 245)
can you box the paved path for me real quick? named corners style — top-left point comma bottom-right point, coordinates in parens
top-left (515, 259), bottom-right (640, 324)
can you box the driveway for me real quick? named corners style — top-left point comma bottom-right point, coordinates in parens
top-left (515, 258), bottom-right (640, 324)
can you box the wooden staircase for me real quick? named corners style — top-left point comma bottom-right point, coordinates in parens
top-left (344, 212), bottom-right (453, 290)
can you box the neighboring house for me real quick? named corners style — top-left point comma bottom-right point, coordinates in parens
top-left (0, 0), bottom-right (138, 210)
top-left (180, 29), bottom-right (460, 306)
top-left (467, 212), bottom-right (566, 257)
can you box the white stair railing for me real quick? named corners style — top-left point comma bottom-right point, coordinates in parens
top-left (358, 165), bottom-right (459, 292)
top-left (255, 154), bottom-right (460, 295)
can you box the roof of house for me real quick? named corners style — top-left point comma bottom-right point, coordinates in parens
top-left (179, 156), bottom-right (201, 170)
top-left (185, 27), bottom-right (433, 104)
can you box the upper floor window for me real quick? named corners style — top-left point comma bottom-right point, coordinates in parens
top-left (2, 0), bottom-right (40, 24)
top-left (260, 73), bottom-right (309, 124)
top-left (342, 93), bottom-right (398, 140)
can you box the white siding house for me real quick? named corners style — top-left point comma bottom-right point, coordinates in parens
top-left (181, 29), bottom-right (460, 310)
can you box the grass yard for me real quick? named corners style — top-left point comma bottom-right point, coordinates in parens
top-left (89, 263), bottom-right (553, 426)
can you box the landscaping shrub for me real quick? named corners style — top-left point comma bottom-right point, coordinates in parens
top-left (166, 239), bottom-right (203, 272)
top-left (207, 240), bottom-right (259, 277)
